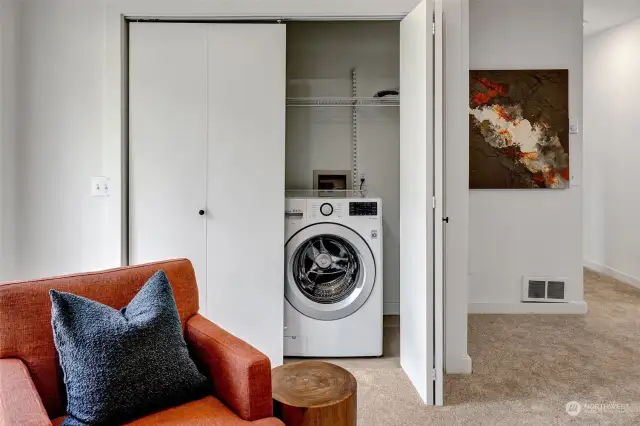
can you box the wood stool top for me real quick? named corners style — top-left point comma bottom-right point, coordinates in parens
top-left (272, 361), bottom-right (357, 408)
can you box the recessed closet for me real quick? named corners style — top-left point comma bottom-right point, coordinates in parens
top-left (128, 0), bottom-right (444, 404)
top-left (285, 21), bottom-right (401, 325)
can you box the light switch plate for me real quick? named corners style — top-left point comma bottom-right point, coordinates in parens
top-left (91, 177), bottom-right (111, 197)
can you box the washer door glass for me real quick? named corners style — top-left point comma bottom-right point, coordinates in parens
top-left (293, 235), bottom-right (360, 304)
top-left (286, 223), bottom-right (376, 321)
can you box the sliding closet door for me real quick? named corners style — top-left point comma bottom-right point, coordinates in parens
top-left (205, 24), bottom-right (286, 366)
top-left (130, 23), bottom-right (286, 365)
top-left (129, 24), bottom-right (208, 314)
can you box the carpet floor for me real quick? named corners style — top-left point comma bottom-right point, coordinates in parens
top-left (301, 270), bottom-right (640, 425)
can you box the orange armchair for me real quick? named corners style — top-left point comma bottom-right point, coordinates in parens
top-left (0, 259), bottom-right (283, 426)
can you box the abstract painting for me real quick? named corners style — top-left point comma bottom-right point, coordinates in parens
top-left (469, 69), bottom-right (569, 189)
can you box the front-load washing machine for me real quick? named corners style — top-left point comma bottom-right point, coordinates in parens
top-left (284, 190), bottom-right (383, 357)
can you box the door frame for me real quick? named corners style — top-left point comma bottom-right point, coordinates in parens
top-left (117, 6), bottom-right (448, 405)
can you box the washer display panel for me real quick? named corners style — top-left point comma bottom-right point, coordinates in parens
top-left (286, 223), bottom-right (376, 321)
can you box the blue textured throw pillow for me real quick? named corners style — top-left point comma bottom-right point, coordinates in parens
top-left (50, 270), bottom-right (210, 426)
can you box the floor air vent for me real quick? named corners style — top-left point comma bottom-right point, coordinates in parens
top-left (522, 277), bottom-right (567, 303)
top-left (527, 280), bottom-right (546, 299)
top-left (547, 281), bottom-right (566, 300)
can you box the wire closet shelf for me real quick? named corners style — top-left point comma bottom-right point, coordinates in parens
top-left (286, 96), bottom-right (400, 107)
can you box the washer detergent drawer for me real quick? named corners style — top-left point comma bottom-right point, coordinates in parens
top-left (284, 335), bottom-right (307, 356)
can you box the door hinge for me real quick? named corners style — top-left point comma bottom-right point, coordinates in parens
top-left (432, 368), bottom-right (437, 381)
top-left (432, 197), bottom-right (436, 209)
top-left (432, 21), bottom-right (436, 35)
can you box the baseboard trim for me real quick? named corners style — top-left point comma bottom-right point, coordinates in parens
top-left (446, 354), bottom-right (472, 374)
top-left (384, 302), bottom-right (400, 315)
top-left (584, 261), bottom-right (640, 290)
top-left (468, 301), bottom-right (588, 314)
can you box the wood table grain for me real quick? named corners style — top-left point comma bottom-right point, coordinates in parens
top-left (272, 361), bottom-right (357, 426)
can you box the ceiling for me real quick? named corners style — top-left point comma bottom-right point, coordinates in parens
top-left (584, 0), bottom-right (640, 36)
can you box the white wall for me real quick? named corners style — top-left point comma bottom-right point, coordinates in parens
top-left (16, 0), bottom-right (108, 279)
top-left (0, 0), bottom-right (18, 281)
top-left (468, 0), bottom-right (585, 312)
top-left (285, 21), bottom-right (401, 315)
top-left (584, 18), bottom-right (640, 287)
top-left (13, 0), bottom-right (470, 373)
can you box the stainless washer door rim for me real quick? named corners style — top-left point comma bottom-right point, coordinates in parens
top-left (285, 222), bottom-right (376, 321)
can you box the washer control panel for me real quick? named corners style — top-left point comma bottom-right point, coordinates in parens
top-left (308, 200), bottom-right (345, 219)
top-left (349, 202), bottom-right (378, 216)
top-left (287, 197), bottom-right (381, 222)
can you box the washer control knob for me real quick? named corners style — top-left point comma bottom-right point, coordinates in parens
top-left (320, 203), bottom-right (334, 217)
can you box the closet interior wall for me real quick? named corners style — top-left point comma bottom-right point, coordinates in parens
top-left (285, 21), bottom-right (401, 314)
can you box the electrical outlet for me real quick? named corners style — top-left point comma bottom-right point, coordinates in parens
top-left (359, 172), bottom-right (366, 181)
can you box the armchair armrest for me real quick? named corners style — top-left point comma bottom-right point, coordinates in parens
top-left (185, 314), bottom-right (273, 422)
top-left (0, 359), bottom-right (52, 426)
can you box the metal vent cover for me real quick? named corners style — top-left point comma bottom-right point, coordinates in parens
top-left (527, 280), bottom-right (546, 299)
top-left (522, 277), bottom-right (567, 303)
top-left (547, 281), bottom-right (566, 299)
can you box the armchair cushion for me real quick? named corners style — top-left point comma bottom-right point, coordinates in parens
top-left (51, 396), bottom-right (284, 426)
top-left (50, 270), bottom-right (209, 426)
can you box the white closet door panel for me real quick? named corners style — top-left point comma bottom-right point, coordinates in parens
top-left (206, 24), bottom-right (286, 366)
top-left (400, 0), bottom-right (437, 405)
top-left (129, 23), bottom-right (208, 314)
top-left (434, 0), bottom-right (445, 406)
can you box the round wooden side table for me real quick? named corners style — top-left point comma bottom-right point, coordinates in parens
top-left (272, 361), bottom-right (357, 426)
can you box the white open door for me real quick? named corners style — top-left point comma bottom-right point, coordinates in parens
top-left (400, 0), bottom-right (445, 406)
top-left (433, 0), bottom-right (445, 407)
